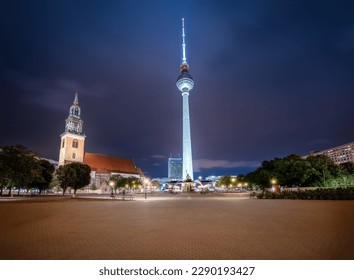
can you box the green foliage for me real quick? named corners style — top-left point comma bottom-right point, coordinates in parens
top-left (246, 154), bottom-right (347, 189)
top-left (56, 165), bottom-right (76, 195)
top-left (56, 162), bottom-right (91, 194)
top-left (340, 162), bottom-right (354, 174)
top-left (0, 145), bottom-right (49, 195)
top-left (256, 187), bottom-right (354, 200)
top-left (150, 180), bottom-right (160, 188)
top-left (314, 174), bottom-right (354, 188)
top-left (109, 175), bottom-right (142, 192)
top-left (90, 183), bottom-right (97, 191)
top-left (216, 175), bottom-right (238, 189)
top-left (28, 159), bottom-right (55, 194)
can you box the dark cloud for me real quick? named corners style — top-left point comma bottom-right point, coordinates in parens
top-left (1, 0), bottom-right (354, 178)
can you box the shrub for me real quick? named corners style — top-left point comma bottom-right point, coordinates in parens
top-left (256, 187), bottom-right (354, 200)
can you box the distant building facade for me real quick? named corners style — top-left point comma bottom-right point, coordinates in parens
top-left (168, 156), bottom-right (182, 180)
top-left (308, 141), bottom-right (354, 164)
top-left (58, 92), bottom-right (143, 193)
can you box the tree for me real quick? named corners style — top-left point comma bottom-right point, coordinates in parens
top-left (90, 183), bottom-right (97, 191)
top-left (216, 175), bottom-right (232, 189)
top-left (340, 162), bottom-right (354, 175)
top-left (0, 148), bottom-right (8, 195)
top-left (110, 176), bottom-right (142, 193)
top-left (56, 165), bottom-right (76, 195)
top-left (0, 145), bottom-right (41, 195)
top-left (246, 168), bottom-right (274, 190)
top-left (109, 174), bottom-right (123, 193)
top-left (245, 154), bottom-right (347, 189)
top-left (150, 180), bottom-right (160, 189)
top-left (69, 162), bottom-right (91, 194)
top-left (304, 155), bottom-right (341, 187)
top-left (27, 159), bottom-right (55, 195)
top-left (56, 162), bottom-right (91, 195)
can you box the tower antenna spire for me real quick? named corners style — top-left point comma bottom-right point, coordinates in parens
top-left (182, 18), bottom-right (187, 65)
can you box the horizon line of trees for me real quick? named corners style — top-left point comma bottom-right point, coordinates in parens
top-left (2, 145), bottom-right (354, 195)
top-left (215, 154), bottom-right (354, 190)
top-left (0, 144), bottom-right (157, 196)
top-left (0, 145), bottom-right (55, 195)
top-left (0, 144), bottom-right (91, 196)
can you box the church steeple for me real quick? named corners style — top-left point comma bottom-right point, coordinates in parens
top-left (59, 92), bottom-right (86, 166)
top-left (65, 91), bottom-right (83, 134)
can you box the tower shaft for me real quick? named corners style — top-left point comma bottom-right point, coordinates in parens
top-left (182, 92), bottom-right (193, 179)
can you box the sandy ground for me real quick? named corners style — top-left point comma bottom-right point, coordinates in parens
top-left (0, 193), bottom-right (353, 260)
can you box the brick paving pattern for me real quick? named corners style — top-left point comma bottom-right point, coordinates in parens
top-left (0, 193), bottom-right (353, 260)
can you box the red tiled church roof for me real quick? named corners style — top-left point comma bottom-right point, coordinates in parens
top-left (84, 152), bottom-right (143, 176)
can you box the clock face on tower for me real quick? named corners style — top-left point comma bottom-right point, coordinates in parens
top-left (65, 118), bottom-right (83, 134)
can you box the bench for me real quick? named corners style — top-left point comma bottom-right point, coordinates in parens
top-left (110, 194), bottom-right (134, 201)
top-left (122, 194), bottom-right (134, 201)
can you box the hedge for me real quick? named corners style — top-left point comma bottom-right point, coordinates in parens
top-left (256, 187), bottom-right (354, 200)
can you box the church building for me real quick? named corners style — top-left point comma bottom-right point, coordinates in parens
top-left (58, 92), bottom-right (144, 193)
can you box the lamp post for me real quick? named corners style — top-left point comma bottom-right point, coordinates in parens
top-left (109, 180), bottom-right (115, 198)
top-left (144, 178), bottom-right (150, 199)
top-left (271, 178), bottom-right (280, 193)
top-left (231, 177), bottom-right (236, 190)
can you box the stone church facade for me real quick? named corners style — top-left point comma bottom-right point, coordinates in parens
top-left (58, 92), bottom-right (143, 193)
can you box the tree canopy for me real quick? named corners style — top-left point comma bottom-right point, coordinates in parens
top-left (28, 159), bottom-right (55, 194)
top-left (245, 154), bottom-right (353, 189)
top-left (56, 162), bottom-right (91, 195)
top-left (109, 175), bottom-right (142, 193)
top-left (0, 145), bottom-right (54, 195)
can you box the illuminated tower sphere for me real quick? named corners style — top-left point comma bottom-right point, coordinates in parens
top-left (176, 18), bottom-right (194, 180)
top-left (58, 92), bottom-right (86, 166)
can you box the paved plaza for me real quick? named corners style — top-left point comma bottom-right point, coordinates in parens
top-left (0, 193), bottom-right (353, 260)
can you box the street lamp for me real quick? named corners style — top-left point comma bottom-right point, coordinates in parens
top-left (109, 180), bottom-right (115, 198)
top-left (270, 178), bottom-right (280, 193)
top-left (144, 178), bottom-right (150, 199)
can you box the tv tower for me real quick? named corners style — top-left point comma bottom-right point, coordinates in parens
top-left (176, 18), bottom-right (194, 180)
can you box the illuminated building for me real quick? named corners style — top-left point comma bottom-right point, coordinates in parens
top-left (58, 92), bottom-right (85, 166)
top-left (168, 156), bottom-right (182, 180)
top-left (176, 18), bottom-right (194, 180)
top-left (309, 142), bottom-right (354, 164)
top-left (58, 92), bottom-right (143, 193)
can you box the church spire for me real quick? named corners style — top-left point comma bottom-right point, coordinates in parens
top-left (59, 92), bottom-right (86, 166)
top-left (65, 92), bottom-right (83, 134)
top-left (73, 91), bottom-right (79, 105)
top-left (69, 91), bottom-right (81, 118)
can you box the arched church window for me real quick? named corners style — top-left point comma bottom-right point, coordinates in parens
top-left (72, 139), bottom-right (79, 148)
top-left (62, 139), bottom-right (65, 148)
top-left (72, 153), bottom-right (76, 159)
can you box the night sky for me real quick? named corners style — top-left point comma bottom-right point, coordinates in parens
top-left (1, 0), bottom-right (354, 179)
